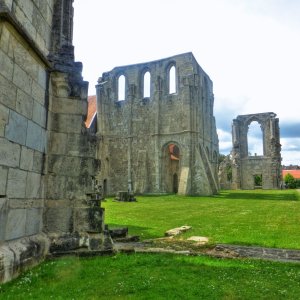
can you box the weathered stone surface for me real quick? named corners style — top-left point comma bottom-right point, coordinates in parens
top-left (187, 236), bottom-right (209, 245)
top-left (20, 146), bottom-right (34, 171)
top-left (25, 172), bottom-right (41, 198)
top-left (26, 120), bottom-right (45, 152)
top-left (16, 89), bottom-right (33, 119)
top-left (0, 166), bottom-right (8, 195)
top-left (32, 101), bottom-right (46, 128)
top-left (229, 113), bottom-right (282, 190)
top-left (96, 53), bottom-right (219, 196)
top-left (0, 198), bottom-right (8, 240)
top-left (0, 104), bottom-right (9, 137)
top-left (165, 225), bottom-right (192, 237)
top-left (5, 209), bottom-right (26, 240)
top-left (25, 208), bottom-right (43, 236)
top-left (7, 169), bottom-right (27, 198)
top-left (0, 234), bottom-right (49, 283)
top-left (5, 110), bottom-right (27, 145)
top-left (0, 73), bottom-right (17, 110)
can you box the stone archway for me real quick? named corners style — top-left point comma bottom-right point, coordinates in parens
top-left (162, 143), bottom-right (181, 193)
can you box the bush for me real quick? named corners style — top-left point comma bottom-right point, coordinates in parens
top-left (284, 173), bottom-right (297, 189)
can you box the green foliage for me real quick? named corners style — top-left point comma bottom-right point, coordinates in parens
top-left (254, 174), bottom-right (262, 186)
top-left (103, 190), bottom-right (300, 249)
top-left (284, 173), bottom-right (297, 189)
top-left (2, 254), bottom-right (300, 299)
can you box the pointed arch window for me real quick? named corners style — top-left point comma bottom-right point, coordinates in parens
top-left (169, 65), bottom-right (176, 94)
top-left (143, 71), bottom-right (151, 98)
top-left (118, 75), bottom-right (126, 101)
top-left (247, 121), bottom-right (264, 156)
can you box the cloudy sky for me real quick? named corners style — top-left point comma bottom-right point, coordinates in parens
top-left (73, 0), bottom-right (300, 166)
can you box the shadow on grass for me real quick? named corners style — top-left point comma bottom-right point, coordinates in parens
top-left (215, 191), bottom-right (299, 201)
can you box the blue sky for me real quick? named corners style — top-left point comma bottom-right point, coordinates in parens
top-left (73, 0), bottom-right (300, 165)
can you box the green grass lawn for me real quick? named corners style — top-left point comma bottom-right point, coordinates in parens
top-left (103, 189), bottom-right (300, 249)
top-left (1, 253), bottom-right (300, 299)
top-left (2, 190), bottom-right (300, 299)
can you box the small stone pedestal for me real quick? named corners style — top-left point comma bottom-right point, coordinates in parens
top-left (115, 191), bottom-right (136, 202)
top-left (86, 193), bottom-right (105, 250)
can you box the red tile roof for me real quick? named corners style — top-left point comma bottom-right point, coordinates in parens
top-left (85, 95), bottom-right (97, 128)
top-left (282, 170), bottom-right (300, 179)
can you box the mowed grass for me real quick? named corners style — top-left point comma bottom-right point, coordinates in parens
top-left (1, 253), bottom-right (300, 299)
top-left (103, 189), bottom-right (300, 249)
top-left (2, 190), bottom-right (300, 299)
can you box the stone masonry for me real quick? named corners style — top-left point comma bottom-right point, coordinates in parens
top-left (230, 112), bottom-right (282, 189)
top-left (0, 0), bottom-right (109, 283)
top-left (96, 53), bottom-right (219, 196)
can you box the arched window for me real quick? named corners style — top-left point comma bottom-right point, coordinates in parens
top-left (118, 75), bottom-right (126, 101)
top-left (169, 65), bottom-right (176, 94)
top-left (143, 71), bottom-right (151, 98)
top-left (247, 121), bottom-right (263, 156)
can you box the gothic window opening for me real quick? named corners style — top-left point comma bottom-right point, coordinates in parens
top-left (247, 121), bottom-right (263, 156)
top-left (169, 65), bottom-right (176, 94)
top-left (143, 71), bottom-right (151, 98)
top-left (118, 75), bottom-right (126, 101)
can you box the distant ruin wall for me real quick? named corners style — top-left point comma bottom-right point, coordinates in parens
top-left (230, 112), bottom-right (282, 189)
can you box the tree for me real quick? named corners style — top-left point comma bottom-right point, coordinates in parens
top-left (284, 173), bottom-right (296, 189)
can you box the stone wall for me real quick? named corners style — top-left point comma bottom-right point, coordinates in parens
top-left (231, 113), bottom-right (282, 189)
top-left (0, 0), bottom-right (106, 283)
top-left (96, 53), bottom-right (219, 196)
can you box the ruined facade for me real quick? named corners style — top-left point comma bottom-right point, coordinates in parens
top-left (0, 0), bottom-right (109, 283)
top-left (96, 53), bottom-right (219, 196)
top-left (229, 113), bottom-right (282, 189)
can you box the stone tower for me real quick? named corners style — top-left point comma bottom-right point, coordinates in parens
top-left (96, 53), bottom-right (219, 196)
top-left (231, 112), bottom-right (282, 189)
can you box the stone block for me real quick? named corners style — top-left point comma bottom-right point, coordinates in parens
top-left (0, 104), bottom-right (9, 137)
top-left (5, 110), bottom-right (27, 145)
top-left (46, 175), bottom-right (66, 199)
top-left (0, 24), bottom-right (10, 54)
top-left (0, 138), bottom-right (21, 168)
top-left (37, 66), bottom-right (47, 89)
top-left (31, 79), bottom-right (45, 105)
top-left (44, 207), bottom-right (73, 233)
top-left (0, 166), bottom-right (8, 196)
top-left (26, 120), bottom-right (46, 152)
top-left (0, 49), bottom-right (14, 80)
top-left (7, 169), bottom-right (27, 198)
top-left (5, 209), bottom-right (26, 240)
top-left (0, 198), bottom-right (8, 241)
top-left (26, 172), bottom-right (41, 198)
top-left (32, 151), bottom-right (44, 173)
top-left (16, 89), bottom-right (33, 119)
top-left (20, 146), bottom-right (34, 171)
top-left (50, 113), bottom-right (83, 134)
top-left (0, 74), bottom-right (17, 110)
top-left (48, 132), bottom-right (67, 154)
top-left (13, 64), bottom-right (32, 95)
top-left (32, 101), bottom-right (46, 128)
top-left (25, 208), bottom-right (42, 236)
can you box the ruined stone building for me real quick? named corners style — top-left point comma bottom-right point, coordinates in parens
top-left (219, 113), bottom-right (282, 189)
top-left (0, 0), bottom-right (110, 283)
top-left (0, 0), bottom-right (220, 283)
top-left (96, 52), bottom-right (219, 196)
